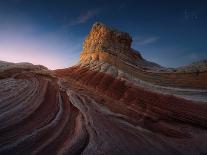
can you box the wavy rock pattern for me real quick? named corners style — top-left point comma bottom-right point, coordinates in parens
top-left (0, 63), bottom-right (207, 155)
top-left (57, 65), bottom-right (207, 155)
top-left (0, 69), bottom-right (89, 155)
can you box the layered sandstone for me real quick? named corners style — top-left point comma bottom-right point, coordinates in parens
top-left (0, 22), bottom-right (207, 155)
top-left (0, 61), bottom-right (207, 155)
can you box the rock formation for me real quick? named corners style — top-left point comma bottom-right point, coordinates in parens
top-left (0, 22), bottom-right (207, 155)
top-left (80, 22), bottom-right (142, 65)
top-left (79, 22), bottom-right (207, 89)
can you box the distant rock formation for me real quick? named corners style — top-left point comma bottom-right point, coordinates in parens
top-left (178, 59), bottom-right (207, 72)
top-left (0, 22), bottom-right (207, 155)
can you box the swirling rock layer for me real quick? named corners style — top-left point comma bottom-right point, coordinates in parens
top-left (0, 67), bottom-right (88, 155)
top-left (59, 65), bottom-right (207, 155)
top-left (1, 64), bottom-right (207, 155)
top-left (0, 62), bottom-right (207, 155)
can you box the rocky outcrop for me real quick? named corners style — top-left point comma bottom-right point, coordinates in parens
top-left (79, 22), bottom-right (207, 89)
top-left (80, 22), bottom-right (149, 68)
top-left (0, 22), bottom-right (207, 155)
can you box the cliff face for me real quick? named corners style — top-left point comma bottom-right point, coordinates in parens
top-left (1, 22), bottom-right (207, 155)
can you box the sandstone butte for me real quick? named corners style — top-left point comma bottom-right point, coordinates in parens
top-left (0, 22), bottom-right (207, 155)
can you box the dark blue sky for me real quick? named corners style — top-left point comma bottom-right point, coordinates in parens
top-left (0, 0), bottom-right (207, 69)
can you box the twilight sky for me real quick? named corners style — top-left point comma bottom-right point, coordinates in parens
top-left (0, 0), bottom-right (207, 69)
